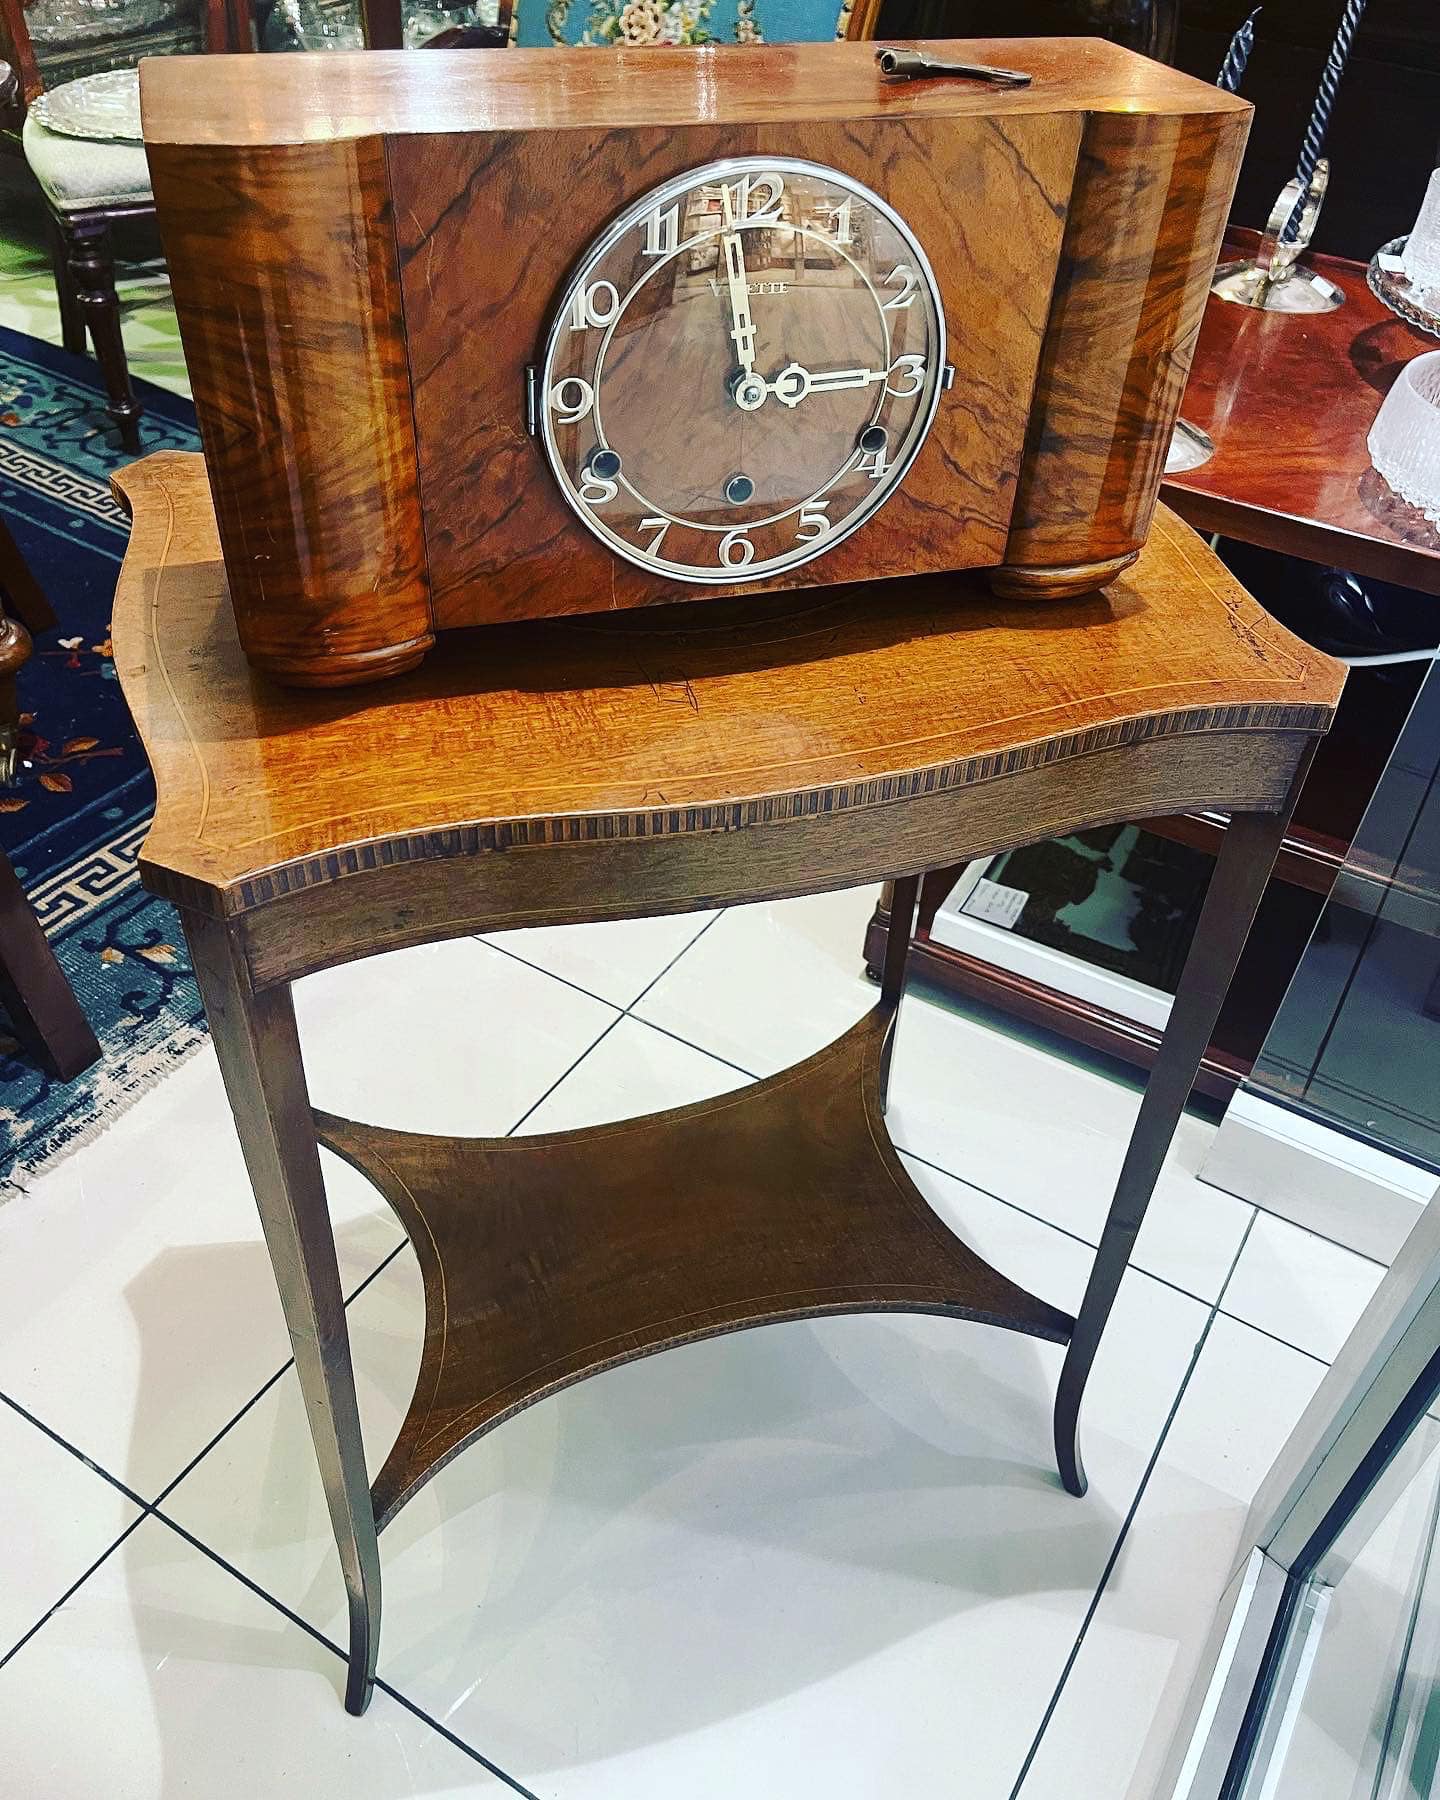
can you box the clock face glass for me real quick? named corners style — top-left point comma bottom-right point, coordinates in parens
top-left (537, 157), bottom-right (946, 584)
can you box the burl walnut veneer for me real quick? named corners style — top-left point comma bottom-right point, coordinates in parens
top-left (140, 39), bottom-right (1250, 687)
top-left (114, 451), bottom-right (1340, 1713)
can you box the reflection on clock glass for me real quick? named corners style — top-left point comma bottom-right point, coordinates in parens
top-left (537, 157), bottom-right (946, 584)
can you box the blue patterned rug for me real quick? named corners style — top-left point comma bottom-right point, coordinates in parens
top-left (0, 324), bottom-right (205, 1189)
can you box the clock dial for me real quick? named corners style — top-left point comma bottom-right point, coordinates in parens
top-left (536, 157), bottom-right (947, 584)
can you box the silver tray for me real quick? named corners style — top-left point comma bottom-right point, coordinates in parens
top-left (1369, 235), bottom-right (1440, 341)
top-left (30, 69), bottom-right (142, 144)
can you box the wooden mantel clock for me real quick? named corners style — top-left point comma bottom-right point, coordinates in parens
top-left (140, 39), bottom-right (1250, 688)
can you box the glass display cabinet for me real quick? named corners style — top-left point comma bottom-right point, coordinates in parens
top-left (1161, 1167), bottom-right (1440, 1800)
top-left (1204, 658), bottom-right (1440, 1261)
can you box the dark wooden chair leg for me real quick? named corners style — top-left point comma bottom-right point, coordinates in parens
top-left (0, 850), bottom-right (101, 1081)
top-left (47, 216), bottom-right (87, 356)
top-left (1052, 772), bottom-right (1311, 1498)
top-left (58, 214), bottom-right (142, 453)
top-left (184, 907), bottom-right (381, 1714)
top-left (0, 607), bottom-right (25, 785)
top-left (0, 513), bottom-right (58, 636)
top-left (0, 527), bottom-right (96, 1077)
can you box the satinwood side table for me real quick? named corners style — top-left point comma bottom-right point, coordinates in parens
top-left (111, 451), bottom-right (1343, 1716)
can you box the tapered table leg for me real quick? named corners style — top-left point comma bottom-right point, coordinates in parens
top-left (184, 909), bottom-right (381, 1713)
top-left (1054, 774), bottom-right (1309, 1497)
top-left (877, 872), bottom-right (919, 1112)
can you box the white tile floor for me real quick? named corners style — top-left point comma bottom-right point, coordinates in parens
top-left (0, 885), bottom-right (1393, 1799)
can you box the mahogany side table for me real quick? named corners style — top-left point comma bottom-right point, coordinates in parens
top-left (112, 451), bottom-right (1344, 1716)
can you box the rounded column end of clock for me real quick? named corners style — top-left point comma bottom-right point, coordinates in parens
top-left (988, 552), bottom-right (1140, 604)
top-left (247, 631), bottom-right (436, 690)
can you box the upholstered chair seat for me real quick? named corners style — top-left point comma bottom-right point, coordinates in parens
top-left (22, 107), bottom-right (153, 211)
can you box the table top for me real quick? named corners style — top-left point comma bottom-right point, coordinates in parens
top-left (1162, 232), bottom-right (1440, 596)
top-left (112, 452), bottom-right (1342, 915)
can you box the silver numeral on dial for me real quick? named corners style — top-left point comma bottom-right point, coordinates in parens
top-left (569, 280), bottom-right (620, 330)
top-left (881, 263), bottom-right (919, 311)
top-left (725, 172), bottom-right (785, 226)
top-left (796, 503), bottom-right (832, 543)
top-left (643, 203), bottom-right (680, 257)
top-left (638, 516), bottom-right (671, 558)
top-left (718, 529), bottom-right (756, 569)
top-left (819, 198), bottom-right (853, 245)
top-left (886, 353), bottom-right (926, 398)
top-left (858, 445), bottom-right (890, 481)
top-left (548, 376), bottom-right (594, 425)
top-left (579, 472), bottom-right (619, 505)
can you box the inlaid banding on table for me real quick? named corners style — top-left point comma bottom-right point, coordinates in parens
top-left (141, 699), bottom-right (1334, 918)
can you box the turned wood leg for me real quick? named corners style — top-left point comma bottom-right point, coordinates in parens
top-left (1052, 773), bottom-right (1310, 1497)
top-left (59, 216), bottom-right (142, 454)
top-left (47, 216), bottom-right (86, 356)
top-left (184, 909), bottom-right (380, 1713)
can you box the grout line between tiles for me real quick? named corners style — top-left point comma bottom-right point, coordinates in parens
top-left (1212, 1306), bottom-right (1334, 1370)
top-left (0, 1512), bottom-right (148, 1673)
top-left (145, 1357), bottom-right (296, 1509)
top-left (622, 909), bottom-right (725, 1009)
top-left (1008, 1207), bottom-right (1261, 1799)
top-left (148, 1237), bottom-right (411, 1511)
top-left (371, 1675), bottom-right (543, 1799)
top-left (621, 1010), bottom-right (761, 1084)
top-left (0, 1389), bottom-right (149, 1512)
top-left (481, 907), bottom-right (722, 1015)
top-left (495, 911), bottom-right (729, 1136)
top-left (145, 1508), bottom-right (542, 1800)
top-left (505, 1012), bottom-right (628, 1136)
top-left (894, 1146), bottom-right (1339, 1367)
top-left (480, 935), bottom-right (638, 1009)
top-left (890, 1142), bottom-right (1223, 1313)
top-left (1244, 1197), bottom-right (1393, 1272)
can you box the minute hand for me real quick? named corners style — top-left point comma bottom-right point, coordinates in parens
top-left (719, 190), bottom-right (757, 376)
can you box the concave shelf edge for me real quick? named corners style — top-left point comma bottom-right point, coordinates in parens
top-left (313, 1005), bottom-right (1075, 1531)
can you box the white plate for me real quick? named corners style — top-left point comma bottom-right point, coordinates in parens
top-left (31, 68), bottom-right (142, 144)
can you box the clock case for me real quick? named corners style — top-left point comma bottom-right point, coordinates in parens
top-left (140, 39), bottom-right (1250, 689)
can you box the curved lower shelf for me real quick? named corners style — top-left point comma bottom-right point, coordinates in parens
top-left (315, 1004), bottom-right (1074, 1531)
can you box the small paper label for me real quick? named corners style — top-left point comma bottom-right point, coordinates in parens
top-left (962, 877), bottom-right (1029, 931)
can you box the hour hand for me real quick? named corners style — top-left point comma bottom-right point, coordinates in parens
top-left (770, 363), bottom-right (887, 407)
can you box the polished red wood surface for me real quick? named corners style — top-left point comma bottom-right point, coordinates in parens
top-left (1004, 106), bottom-right (1248, 578)
top-left (146, 138), bottom-right (434, 686)
top-left (1162, 232), bottom-right (1440, 597)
